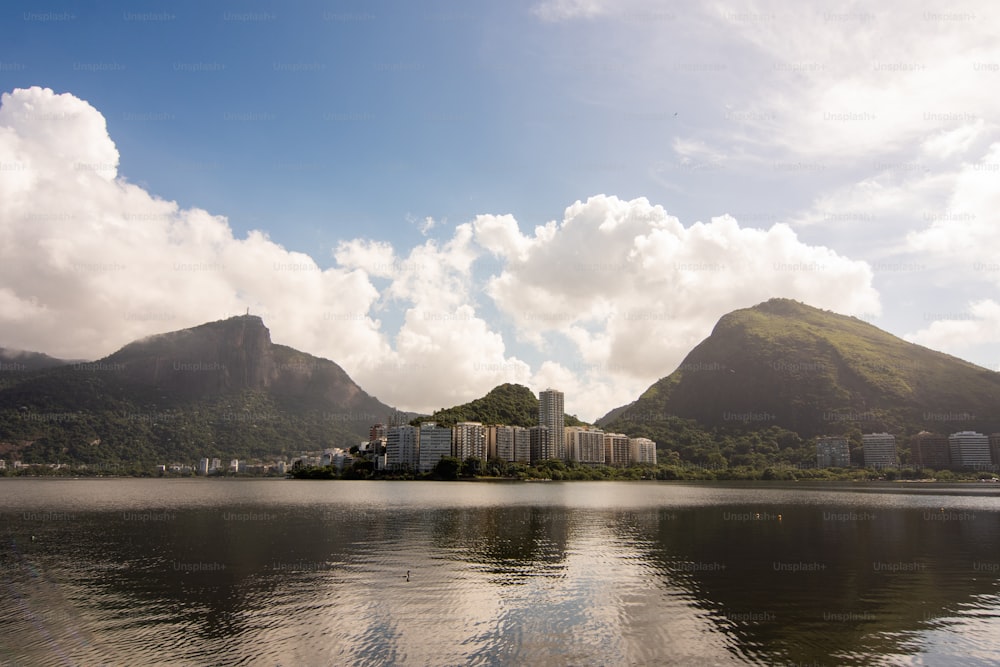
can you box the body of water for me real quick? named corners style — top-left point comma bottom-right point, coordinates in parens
top-left (2, 479), bottom-right (1000, 666)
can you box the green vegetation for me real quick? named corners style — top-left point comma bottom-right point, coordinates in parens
top-left (0, 315), bottom-right (401, 468)
top-left (409, 382), bottom-right (587, 428)
top-left (286, 457), bottom-right (997, 483)
top-left (0, 381), bottom-right (368, 468)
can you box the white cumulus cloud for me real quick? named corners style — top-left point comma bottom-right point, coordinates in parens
top-left (906, 299), bottom-right (1000, 352)
top-left (0, 87), bottom-right (887, 422)
top-left (478, 195), bottom-right (881, 404)
top-left (0, 86), bottom-right (388, 375)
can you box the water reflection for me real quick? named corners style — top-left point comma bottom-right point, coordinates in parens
top-left (0, 480), bottom-right (999, 665)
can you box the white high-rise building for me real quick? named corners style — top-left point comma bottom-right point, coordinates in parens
top-left (454, 421), bottom-right (487, 461)
top-left (862, 432), bottom-right (896, 469)
top-left (949, 431), bottom-right (992, 470)
top-left (539, 389), bottom-right (566, 460)
top-left (629, 437), bottom-right (657, 465)
top-left (387, 425), bottom-right (419, 471)
top-left (418, 422), bottom-right (453, 473)
top-left (566, 427), bottom-right (606, 465)
top-left (603, 432), bottom-right (630, 467)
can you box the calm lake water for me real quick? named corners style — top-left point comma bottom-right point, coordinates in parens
top-left (2, 479), bottom-right (1000, 666)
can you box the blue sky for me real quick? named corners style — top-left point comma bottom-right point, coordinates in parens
top-left (2, 0), bottom-right (999, 420)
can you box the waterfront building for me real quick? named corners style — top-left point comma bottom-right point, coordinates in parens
top-left (566, 426), bottom-right (606, 465)
top-left (486, 425), bottom-right (498, 461)
top-left (529, 425), bottom-right (553, 463)
top-left (198, 458), bottom-right (210, 475)
top-left (629, 437), bottom-right (657, 465)
top-left (418, 422), bottom-right (453, 473)
top-left (603, 432), bottom-right (630, 467)
top-left (495, 425), bottom-right (530, 463)
top-left (454, 421), bottom-right (487, 461)
top-left (386, 425), bottom-right (418, 471)
top-left (990, 433), bottom-right (1000, 467)
top-left (949, 431), bottom-right (992, 470)
top-left (815, 436), bottom-right (850, 468)
top-left (539, 389), bottom-right (566, 460)
top-left (513, 426), bottom-right (530, 463)
top-left (862, 433), bottom-right (897, 469)
top-left (910, 432), bottom-right (950, 470)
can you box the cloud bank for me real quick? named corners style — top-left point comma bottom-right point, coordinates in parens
top-left (0, 86), bottom-right (883, 420)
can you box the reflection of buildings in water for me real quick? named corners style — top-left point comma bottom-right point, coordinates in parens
top-left (616, 503), bottom-right (1000, 666)
top-left (429, 505), bottom-right (571, 580)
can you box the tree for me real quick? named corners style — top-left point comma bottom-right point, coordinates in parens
top-left (461, 457), bottom-right (483, 477)
top-left (433, 456), bottom-right (461, 480)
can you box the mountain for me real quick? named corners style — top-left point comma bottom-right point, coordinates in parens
top-left (599, 298), bottom-right (1000, 440)
top-left (0, 315), bottom-right (405, 467)
top-left (412, 382), bottom-right (587, 428)
top-left (0, 348), bottom-right (75, 373)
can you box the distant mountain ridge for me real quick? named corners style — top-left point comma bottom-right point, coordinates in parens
top-left (104, 315), bottom-right (381, 408)
top-left (0, 347), bottom-right (76, 372)
top-left (4, 300), bottom-right (1000, 470)
top-left (599, 298), bottom-right (1000, 439)
top-left (0, 316), bottom-right (405, 466)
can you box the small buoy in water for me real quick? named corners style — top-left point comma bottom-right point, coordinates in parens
top-left (405, 570), bottom-right (410, 582)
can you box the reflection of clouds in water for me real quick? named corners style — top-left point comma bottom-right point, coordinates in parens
top-left (3, 481), bottom-right (1000, 665)
top-left (457, 511), bottom-right (743, 665)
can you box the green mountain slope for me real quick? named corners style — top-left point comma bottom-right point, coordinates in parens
top-left (412, 382), bottom-right (587, 428)
top-left (599, 298), bottom-right (1000, 440)
top-left (0, 316), bottom-right (404, 467)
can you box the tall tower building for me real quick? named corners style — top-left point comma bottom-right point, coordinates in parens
top-left (539, 389), bottom-right (566, 460)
